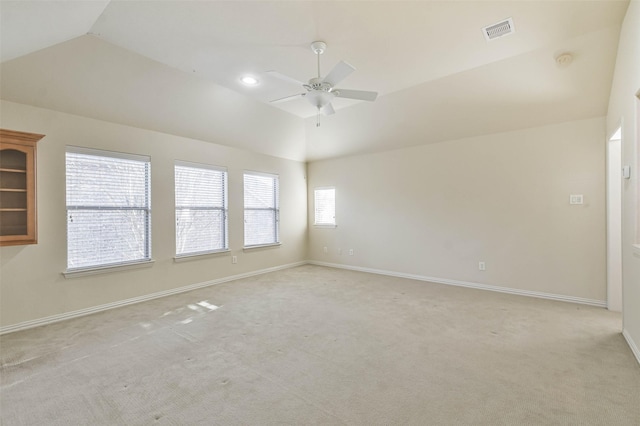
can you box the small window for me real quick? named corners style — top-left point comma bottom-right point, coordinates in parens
top-left (175, 161), bottom-right (228, 256)
top-left (244, 171), bottom-right (279, 247)
top-left (66, 147), bottom-right (151, 270)
top-left (314, 187), bottom-right (336, 226)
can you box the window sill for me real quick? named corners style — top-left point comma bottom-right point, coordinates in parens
top-left (314, 224), bottom-right (337, 228)
top-left (243, 243), bottom-right (281, 251)
top-left (633, 244), bottom-right (640, 258)
top-left (62, 259), bottom-right (155, 278)
top-left (174, 249), bottom-right (230, 263)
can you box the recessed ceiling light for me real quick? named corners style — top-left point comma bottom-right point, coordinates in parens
top-left (240, 75), bottom-right (259, 86)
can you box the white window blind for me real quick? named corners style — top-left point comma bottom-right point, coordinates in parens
top-left (314, 187), bottom-right (336, 226)
top-left (175, 161), bottom-right (228, 256)
top-left (244, 172), bottom-right (279, 247)
top-left (66, 147), bottom-right (151, 270)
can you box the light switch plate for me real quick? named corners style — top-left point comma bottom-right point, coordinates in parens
top-left (622, 165), bottom-right (631, 179)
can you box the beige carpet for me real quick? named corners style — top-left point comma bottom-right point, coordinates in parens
top-left (1, 265), bottom-right (639, 425)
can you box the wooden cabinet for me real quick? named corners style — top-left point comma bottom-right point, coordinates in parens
top-left (0, 129), bottom-right (45, 246)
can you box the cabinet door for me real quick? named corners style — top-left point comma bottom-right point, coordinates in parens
top-left (0, 129), bottom-right (43, 246)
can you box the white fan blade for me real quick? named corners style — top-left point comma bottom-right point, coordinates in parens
top-left (333, 89), bottom-right (378, 101)
top-left (270, 93), bottom-right (305, 104)
top-left (265, 70), bottom-right (306, 87)
top-left (321, 103), bottom-right (335, 116)
top-left (322, 60), bottom-right (355, 86)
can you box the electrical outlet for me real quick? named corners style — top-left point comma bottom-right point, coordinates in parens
top-left (349, 249), bottom-right (354, 256)
top-left (338, 248), bottom-right (342, 255)
top-left (478, 261), bottom-right (486, 271)
top-left (232, 256), bottom-right (237, 264)
top-left (323, 246), bottom-right (328, 254)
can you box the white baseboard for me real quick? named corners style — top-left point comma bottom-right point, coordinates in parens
top-left (0, 261), bottom-right (307, 335)
top-left (623, 329), bottom-right (640, 366)
top-left (308, 261), bottom-right (607, 308)
top-left (1, 260), bottom-right (609, 335)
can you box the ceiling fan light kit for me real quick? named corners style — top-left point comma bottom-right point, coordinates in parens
top-left (310, 41), bottom-right (327, 55)
top-left (269, 41), bottom-right (378, 126)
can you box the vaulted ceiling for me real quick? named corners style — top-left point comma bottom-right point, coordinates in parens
top-left (0, 1), bottom-right (629, 161)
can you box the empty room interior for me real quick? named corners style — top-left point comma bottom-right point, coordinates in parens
top-left (1, 1), bottom-right (639, 424)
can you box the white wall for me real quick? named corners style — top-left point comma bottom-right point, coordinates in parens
top-left (0, 101), bottom-right (308, 329)
top-left (308, 117), bottom-right (606, 303)
top-left (606, 0), bottom-right (640, 362)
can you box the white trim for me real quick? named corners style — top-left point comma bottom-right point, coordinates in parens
top-left (622, 329), bottom-right (640, 366)
top-left (6, 260), bottom-right (614, 335)
top-left (243, 243), bottom-right (281, 251)
top-left (606, 133), bottom-right (623, 312)
top-left (62, 259), bottom-right (155, 278)
top-left (308, 261), bottom-right (607, 307)
top-left (174, 249), bottom-right (231, 262)
top-left (2, 261), bottom-right (307, 335)
top-left (175, 159), bottom-right (227, 173)
top-left (608, 125), bottom-right (622, 142)
top-left (66, 145), bottom-right (149, 162)
top-left (314, 224), bottom-right (337, 229)
top-left (243, 169), bottom-right (278, 179)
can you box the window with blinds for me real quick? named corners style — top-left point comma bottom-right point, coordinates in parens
top-left (244, 172), bottom-right (279, 247)
top-left (175, 161), bottom-right (228, 256)
top-left (314, 187), bottom-right (336, 226)
top-left (65, 147), bottom-right (151, 270)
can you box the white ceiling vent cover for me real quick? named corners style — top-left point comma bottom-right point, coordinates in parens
top-left (483, 18), bottom-right (515, 41)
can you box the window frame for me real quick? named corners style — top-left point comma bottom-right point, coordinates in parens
top-left (243, 170), bottom-right (280, 249)
top-left (174, 160), bottom-right (229, 258)
top-left (64, 146), bottom-right (152, 274)
top-left (314, 186), bottom-right (336, 228)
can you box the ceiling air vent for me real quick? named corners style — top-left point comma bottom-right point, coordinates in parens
top-left (483, 18), bottom-right (515, 41)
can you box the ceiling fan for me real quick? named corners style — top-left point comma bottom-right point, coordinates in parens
top-left (268, 41), bottom-right (378, 126)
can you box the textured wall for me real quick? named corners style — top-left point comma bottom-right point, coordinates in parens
top-left (308, 117), bottom-right (606, 302)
